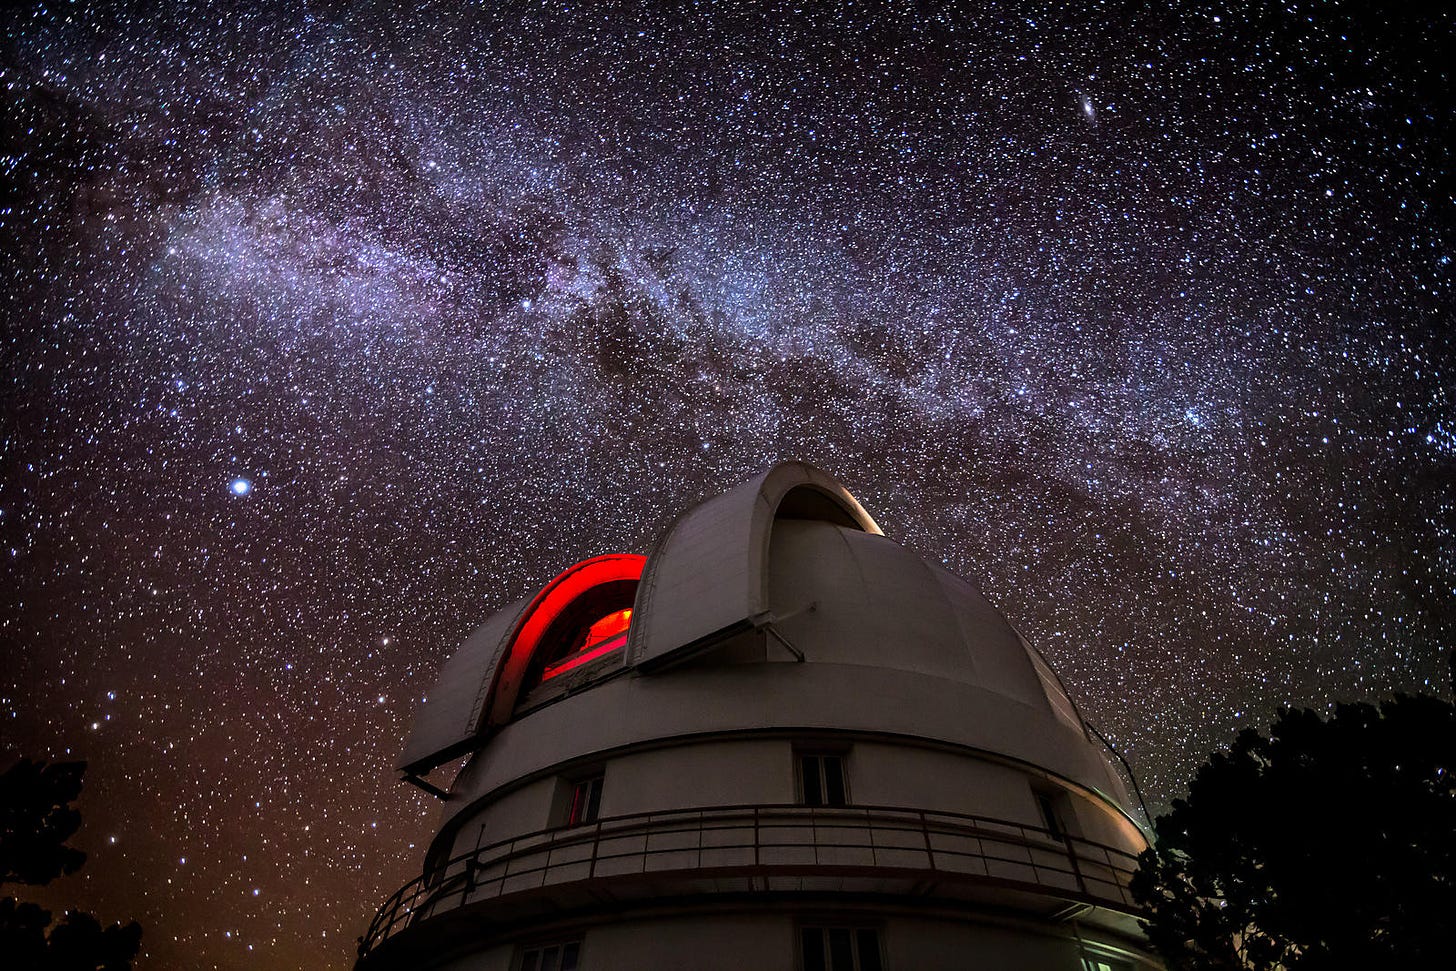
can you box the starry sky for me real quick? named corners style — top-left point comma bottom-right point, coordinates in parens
top-left (2, 2), bottom-right (1452, 968)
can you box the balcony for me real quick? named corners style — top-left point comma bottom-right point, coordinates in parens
top-left (359, 803), bottom-right (1143, 962)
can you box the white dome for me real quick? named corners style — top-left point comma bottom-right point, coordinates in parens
top-left (363, 462), bottom-right (1158, 971)
top-left (402, 463), bottom-right (1137, 841)
top-left (768, 519), bottom-right (1083, 726)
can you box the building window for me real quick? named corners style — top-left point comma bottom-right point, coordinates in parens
top-left (801, 926), bottom-right (882, 971)
top-left (518, 940), bottom-right (581, 971)
top-left (798, 753), bottom-right (848, 807)
top-left (1081, 957), bottom-right (1132, 971)
top-left (1033, 786), bottom-right (1076, 841)
top-left (566, 774), bottom-right (604, 827)
top-left (1036, 791), bottom-right (1064, 840)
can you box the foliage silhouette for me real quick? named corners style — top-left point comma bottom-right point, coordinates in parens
top-left (1131, 681), bottom-right (1456, 970)
top-left (1, 759), bottom-right (87, 886)
top-left (0, 759), bottom-right (142, 971)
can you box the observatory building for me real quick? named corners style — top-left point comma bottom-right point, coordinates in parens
top-left (358, 463), bottom-right (1160, 971)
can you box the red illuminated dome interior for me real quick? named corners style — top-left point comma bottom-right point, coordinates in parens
top-left (512, 554), bottom-right (645, 693)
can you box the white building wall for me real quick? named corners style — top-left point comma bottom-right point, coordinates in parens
top-left (849, 741), bottom-right (1038, 821)
top-left (600, 739), bottom-right (793, 817)
top-left (440, 735), bottom-right (1144, 868)
top-left (438, 662), bottom-right (1131, 836)
top-left (885, 917), bottom-right (1103, 970)
top-left (447, 776), bottom-right (558, 860)
top-left (427, 913), bottom-right (1157, 971)
top-left (584, 914), bottom-right (791, 971)
top-left (431, 948), bottom-right (513, 971)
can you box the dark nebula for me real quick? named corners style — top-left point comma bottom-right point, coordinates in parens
top-left (2, 3), bottom-right (1451, 968)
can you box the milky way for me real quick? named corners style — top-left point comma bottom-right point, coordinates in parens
top-left (3, 3), bottom-right (1452, 968)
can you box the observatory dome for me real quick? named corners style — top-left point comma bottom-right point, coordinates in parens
top-left (360, 462), bottom-right (1159, 971)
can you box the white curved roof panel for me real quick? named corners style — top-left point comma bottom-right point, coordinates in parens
top-left (398, 597), bottom-right (532, 775)
top-left (626, 461), bottom-right (880, 671)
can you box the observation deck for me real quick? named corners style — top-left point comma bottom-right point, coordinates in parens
top-left (358, 803), bottom-right (1145, 965)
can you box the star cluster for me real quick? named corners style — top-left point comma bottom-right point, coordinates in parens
top-left (2, 2), bottom-right (1452, 969)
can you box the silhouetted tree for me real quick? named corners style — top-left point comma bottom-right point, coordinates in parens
top-left (1, 759), bottom-right (87, 886)
top-left (1131, 686), bottom-right (1456, 970)
top-left (0, 759), bottom-right (141, 971)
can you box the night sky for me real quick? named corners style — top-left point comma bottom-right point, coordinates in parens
top-left (2, 2), bottom-right (1452, 968)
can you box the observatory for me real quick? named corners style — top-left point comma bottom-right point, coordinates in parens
top-left (358, 462), bottom-right (1160, 971)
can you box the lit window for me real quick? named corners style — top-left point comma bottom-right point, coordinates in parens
top-left (1082, 957), bottom-right (1131, 971)
top-left (566, 774), bottom-right (604, 827)
top-left (519, 940), bottom-right (581, 971)
top-left (801, 926), bottom-right (882, 971)
top-left (799, 753), bottom-right (848, 807)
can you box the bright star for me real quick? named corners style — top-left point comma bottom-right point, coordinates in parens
top-left (230, 478), bottom-right (252, 496)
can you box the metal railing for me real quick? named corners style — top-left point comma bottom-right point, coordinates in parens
top-left (360, 803), bottom-right (1142, 956)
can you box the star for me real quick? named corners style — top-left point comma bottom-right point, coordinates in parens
top-left (3, 4), bottom-right (1448, 969)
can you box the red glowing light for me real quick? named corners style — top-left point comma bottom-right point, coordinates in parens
top-left (540, 607), bottom-right (633, 680)
top-left (541, 630), bottom-right (629, 681)
top-left (493, 554), bottom-right (645, 703)
top-left (585, 607), bottom-right (632, 648)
